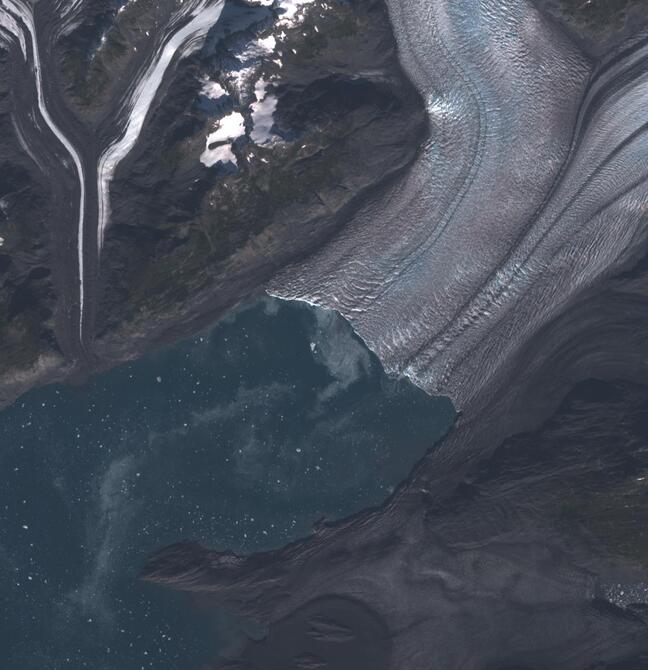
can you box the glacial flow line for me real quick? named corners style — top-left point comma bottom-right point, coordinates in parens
top-left (1, 0), bottom-right (88, 348)
top-left (96, 0), bottom-right (225, 254)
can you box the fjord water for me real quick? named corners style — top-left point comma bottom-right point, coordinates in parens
top-left (0, 297), bottom-right (454, 669)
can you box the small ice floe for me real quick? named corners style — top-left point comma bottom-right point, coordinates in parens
top-left (250, 78), bottom-right (278, 145)
top-left (200, 112), bottom-right (246, 167)
top-left (200, 77), bottom-right (228, 100)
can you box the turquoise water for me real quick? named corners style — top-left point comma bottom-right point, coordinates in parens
top-left (0, 297), bottom-right (455, 669)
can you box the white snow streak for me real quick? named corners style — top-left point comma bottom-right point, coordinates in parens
top-left (0, 5), bottom-right (25, 56)
top-left (97, 0), bottom-right (225, 253)
top-left (1, 0), bottom-right (87, 345)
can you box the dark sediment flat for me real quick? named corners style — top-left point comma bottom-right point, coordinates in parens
top-left (144, 379), bottom-right (648, 669)
top-left (214, 596), bottom-right (392, 670)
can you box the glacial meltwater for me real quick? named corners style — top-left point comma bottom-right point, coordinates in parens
top-left (0, 297), bottom-right (454, 670)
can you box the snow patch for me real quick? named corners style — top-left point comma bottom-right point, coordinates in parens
top-left (200, 111), bottom-right (246, 167)
top-left (98, 0), bottom-right (226, 252)
top-left (200, 77), bottom-right (228, 100)
top-left (224, 65), bottom-right (258, 98)
top-left (250, 78), bottom-right (278, 145)
top-left (277, 0), bottom-right (316, 27)
top-left (257, 34), bottom-right (277, 53)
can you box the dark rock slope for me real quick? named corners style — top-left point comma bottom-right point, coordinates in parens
top-left (143, 379), bottom-right (648, 670)
top-left (0, 0), bottom-right (425, 405)
top-left (0, 50), bottom-right (62, 381)
top-left (533, 0), bottom-right (648, 56)
top-left (140, 4), bottom-right (648, 667)
top-left (95, 0), bottom-right (425, 359)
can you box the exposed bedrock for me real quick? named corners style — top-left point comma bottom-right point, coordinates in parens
top-left (532, 0), bottom-right (648, 57)
top-left (0, 19), bottom-right (76, 403)
top-left (0, 0), bottom-right (427, 404)
top-left (269, 0), bottom-right (648, 423)
top-left (142, 258), bottom-right (648, 668)
top-left (142, 2), bottom-right (648, 666)
top-left (93, 0), bottom-right (426, 363)
top-left (1, 1), bottom-right (646, 423)
top-left (143, 379), bottom-right (648, 669)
